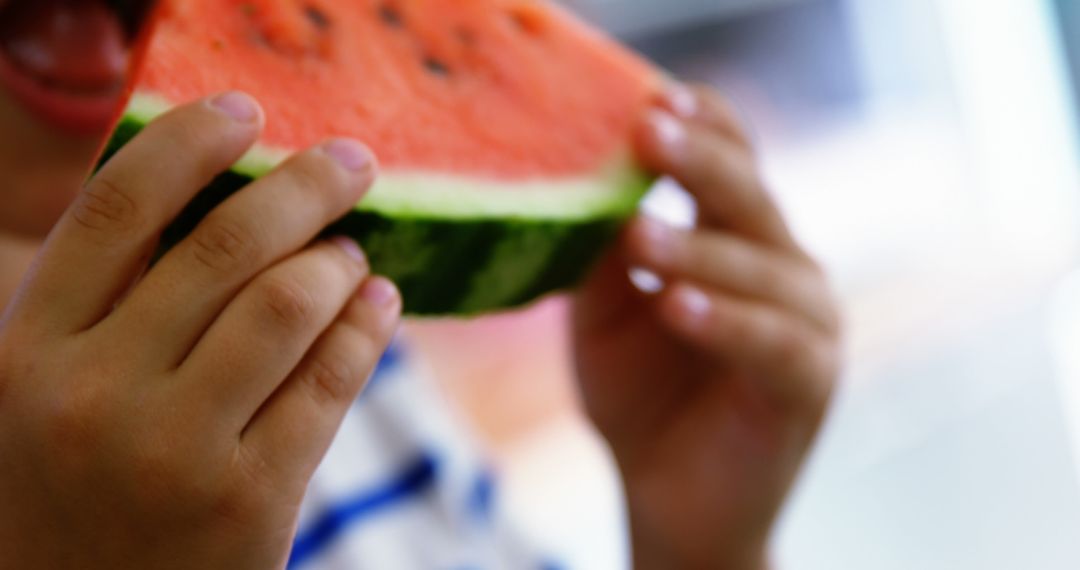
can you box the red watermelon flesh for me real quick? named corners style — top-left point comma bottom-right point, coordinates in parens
top-left (102, 0), bottom-right (660, 315)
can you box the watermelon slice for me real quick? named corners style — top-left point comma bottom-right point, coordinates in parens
top-left (101, 0), bottom-right (658, 315)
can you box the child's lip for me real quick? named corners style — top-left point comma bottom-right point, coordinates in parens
top-left (0, 0), bottom-right (132, 136)
top-left (0, 48), bottom-right (123, 137)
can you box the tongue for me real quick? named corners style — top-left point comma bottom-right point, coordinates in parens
top-left (0, 0), bottom-right (128, 93)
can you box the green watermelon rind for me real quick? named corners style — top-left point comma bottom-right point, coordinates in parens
top-left (110, 93), bottom-right (652, 316)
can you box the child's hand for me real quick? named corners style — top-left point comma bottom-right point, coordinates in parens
top-left (573, 85), bottom-right (841, 569)
top-left (0, 93), bottom-right (401, 568)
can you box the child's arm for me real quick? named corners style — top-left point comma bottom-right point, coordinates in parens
top-left (0, 93), bottom-right (401, 568)
top-left (574, 84), bottom-right (841, 570)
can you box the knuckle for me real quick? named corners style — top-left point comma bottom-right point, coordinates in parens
top-left (258, 278), bottom-right (316, 330)
top-left (73, 176), bottom-right (143, 240)
top-left (302, 351), bottom-right (363, 405)
top-left (190, 215), bottom-right (262, 273)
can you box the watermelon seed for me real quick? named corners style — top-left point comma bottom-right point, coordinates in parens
top-left (423, 57), bottom-right (451, 77)
top-left (378, 4), bottom-right (403, 28)
top-left (455, 28), bottom-right (476, 46)
top-left (304, 5), bottom-right (331, 30)
top-left (509, 7), bottom-right (545, 37)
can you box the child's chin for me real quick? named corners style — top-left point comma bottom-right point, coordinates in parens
top-left (0, 155), bottom-right (87, 240)
top-left (0, 93), bottom-right (106, 239)
top-left (0, 189), bottom-right (75, 239)
top-left (0, 211), bottom-right (57, 240)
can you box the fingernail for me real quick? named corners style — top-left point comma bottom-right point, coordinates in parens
top-left (331, 236), bottom-right (367, 265)
top-left (661, 84), bottom-right (698, 119)
top-left (361, 277), bottom-right (399, 307)
top-left (324, 138), bottom-right (373, 173)
top-left (647, 110), bottom-right (687, 161)
top-left (210, 91), bottom-right (260, 123)
top-left (674, 285), bottom-right (711, 326)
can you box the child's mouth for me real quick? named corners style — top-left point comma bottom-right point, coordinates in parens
top-left (0, 0), bottom-right (151, 136)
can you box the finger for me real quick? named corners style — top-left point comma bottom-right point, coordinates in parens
top-left (174, 238), bottom-right (370, 429)
top-left (657, 83), bottom-right (753, 151)
top-left (240, 277), bottom-right (401, 486)
top-left (108, 139), bottom-right (375, 368)
top-left (572, 244), bottom-right (646, 338)
top-left (657, 282), bottom-right (837, 411)
top-left (625, 216), bottom-right (839, 334)
top-left (14, 92), bottom-right (264, 335)
top-left (634, 109), bottom-right (798, 251)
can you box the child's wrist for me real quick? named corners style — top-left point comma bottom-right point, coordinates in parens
top-left (627, 508), bottom-right (770, 570)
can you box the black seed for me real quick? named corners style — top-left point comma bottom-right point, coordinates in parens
top-left (509, 9), bottom-right (544, 36)
top-left (423, 57), bottom-right (450, 77)
top-left (305, 5), bottom-right (330, 30)
top-left (379, 5), bottom-right (403, 27)
top-left (455, 28), bottom-right (476, 46)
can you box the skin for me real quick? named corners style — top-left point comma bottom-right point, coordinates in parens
top-left (0, 75), bottom-right (839, 567)
top-left (0, 87), bottom-right (100, 238)
top-left (0, 93), bottom-right (402, 568)
top-left (575, 86), bottom-right (841, 569)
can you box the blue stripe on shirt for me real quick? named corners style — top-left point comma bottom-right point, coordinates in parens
top-left (288, 453), bottom-right (439, 568)
top-left (467, 470), bottom-right (496, 525)
top-left (359, 342), bottom-right (404, 398)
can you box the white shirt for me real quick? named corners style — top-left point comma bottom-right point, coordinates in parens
top-left (288, 344), bottom-right (564, 569)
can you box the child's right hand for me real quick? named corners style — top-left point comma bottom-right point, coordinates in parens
top-left (0, 93), bottom-right (401, 568)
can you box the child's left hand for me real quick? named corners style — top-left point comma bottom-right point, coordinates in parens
top-left (573, 85), bottom-right (841, 570)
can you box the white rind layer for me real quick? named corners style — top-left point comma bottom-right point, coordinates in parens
top-left (125, 92), bottom-right (652, 222)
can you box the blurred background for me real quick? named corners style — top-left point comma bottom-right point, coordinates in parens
top-left (410, 1), bottom-right (1080, 568)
